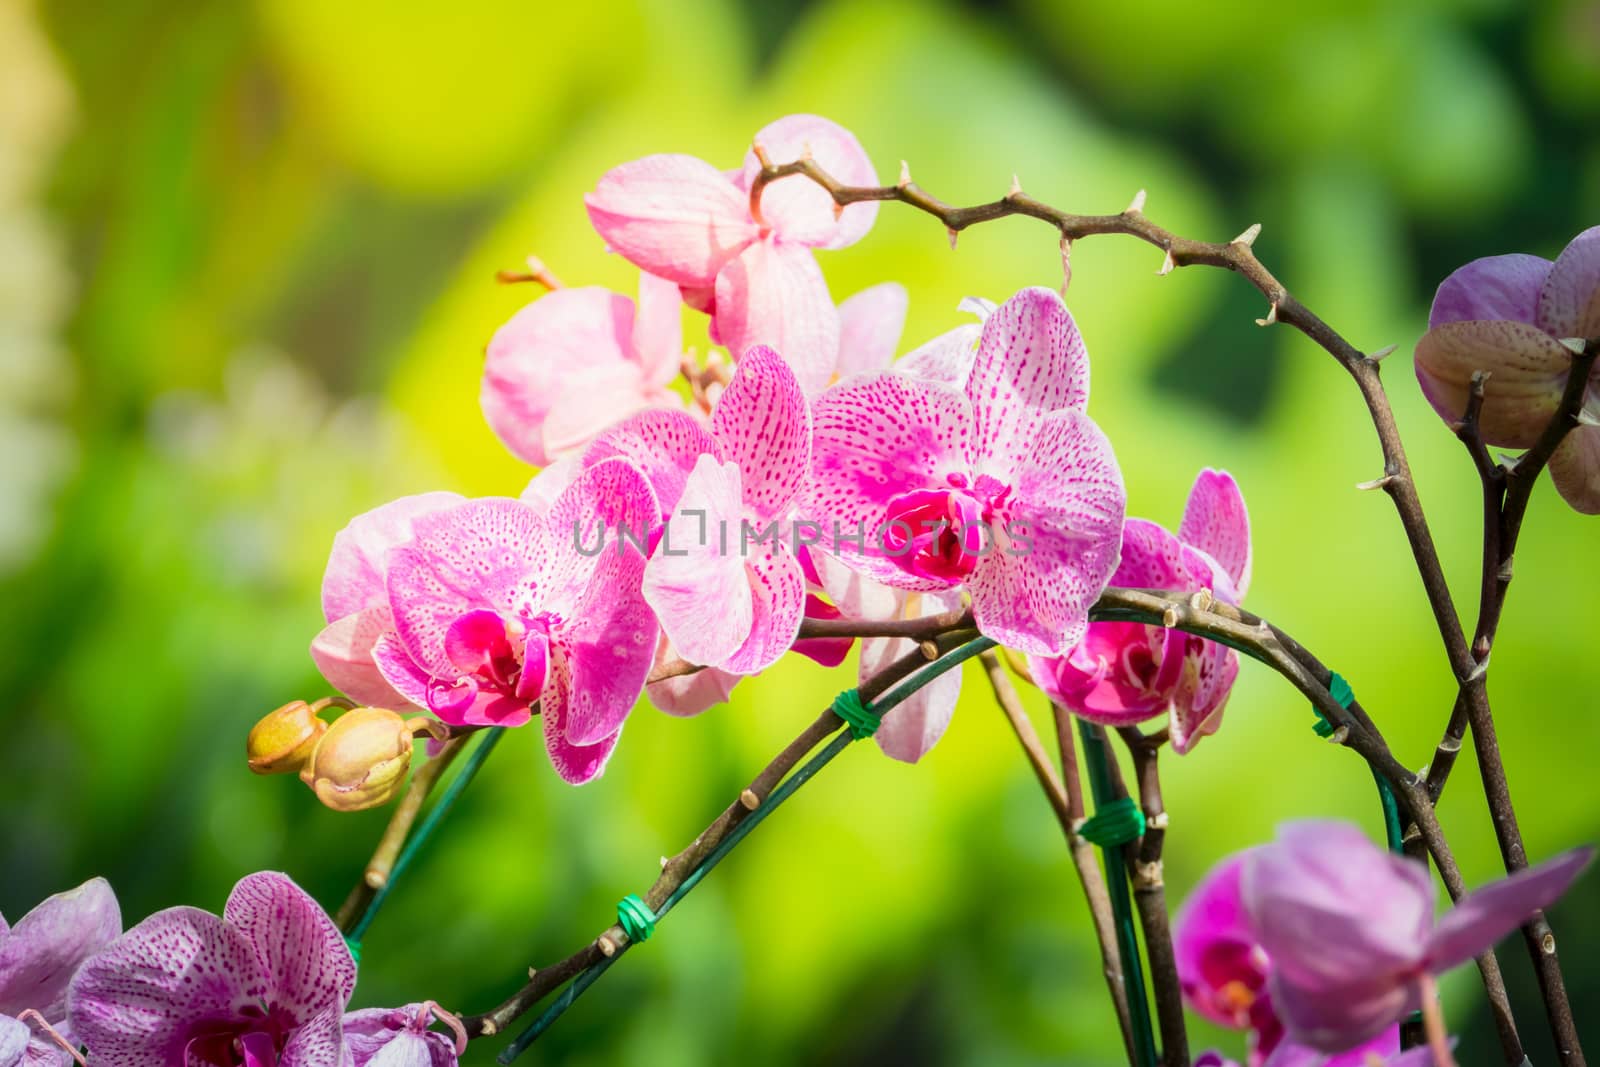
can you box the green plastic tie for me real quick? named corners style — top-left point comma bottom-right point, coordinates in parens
top-left (343, 936), bottom-right (361, 965)
top-left (1078, 796), bottom-right (1146, 847)
top-left (831, 688), bottom-right (881, 740)
top-left (1311, 671), bottom-right (1355, 738)
top-left (616, 894), bottom-right (656, 944)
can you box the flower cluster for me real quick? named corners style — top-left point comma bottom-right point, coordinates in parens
top-left (1176, 821), bottom-right (1592, 1066)
top-left (301, 113), bottom-right (1147, 786)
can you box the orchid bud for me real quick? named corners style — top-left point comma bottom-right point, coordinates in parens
top-left (299, 708), bottom-right (440, 812)
top-left (247, 700), bottom-right (330, 775)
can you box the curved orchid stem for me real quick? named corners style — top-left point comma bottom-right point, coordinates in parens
top-left (481, 637), bottom-right (996, 1063)
top-left (344, 727), bottom-right (506, 945)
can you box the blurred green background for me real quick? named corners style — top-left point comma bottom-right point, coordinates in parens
top-left (3, 0), bottom-right (1597, 1063)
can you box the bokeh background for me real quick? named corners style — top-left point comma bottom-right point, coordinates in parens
top-left (3, 0), bottom-right (1598, 1063)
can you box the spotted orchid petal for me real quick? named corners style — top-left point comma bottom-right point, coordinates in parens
top-left (642, 456), bottom-right (754, 668)
top-left (539, 652), bottom-right (621, 785)
top-left (967, 287), bottom-right (1091, 484)
top-left (584, 154), bottom-right (758, 288)
top-left (804, 372), bottom-right (974, 590)
top-left (0, 879), bottom-right (121, 1023)
top-left (321, 493), bottom-right (465, 623)
top-left (740, 114), bottom-right (879, 250)
top-left (1414, 320), bottom-right (1574, 449)
top-left (835, 282), bottom-right (909, 381)
top-left (223, 873), bottom-right (357, 1026)
top-left (1538, 225), bottom-right (1600, 338)
top-left (895, 322), bottom-right (982, 390)
top-left (712, 344), bottom-right (812, 520)
top-left (721, 541), bottom-right (807, 676)
top-left (549, 539), bottom-right (655, 747)
top-left (1428, 253), bottom-right (1551, 330)
top-left (970, 409), bottom-right (1124, 656)
top-left (585, 409), bottom-right (715, 521)
top-left (1180, 468), bottom-right (1252, 599)
top-left (712, 239), bottom-right (839, 395)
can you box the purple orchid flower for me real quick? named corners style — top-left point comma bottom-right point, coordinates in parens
top-left (1029, 468), bottom-right (1250, 753)
top-left (585, 114), bottom-right (879, 394)
top-left (581, 344), bottom-right (812, 677)
top-left (481, 272), bottom-right (685, 468)
top-left (368, 458), bottom-right (659, 784)
top-left (67, 872), bottom-right (354, 1067)
top-left (802, 285), bottom-right (1126, 657)
top-left (342, 1003), bottom-right (465, 1066)
top-left (1174, 852), bottom-right (1399, 1067)
top-left (1414, 225), bottom-right (1600, 513)
top-left (1242, 821), bottom-right (1592, 1052)
top-left (0, 878), bottom-right (120, 1066)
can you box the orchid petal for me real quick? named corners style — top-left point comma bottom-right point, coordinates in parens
top-left (1172, 853), bottom-right (1265, 1030)
top-left (970, 410), bottom-right (1124, 656)
top-left (1428, 253), bottom-right (1550, 330)
top-left (584, 154), bottom-right (758, 287)
top-left (633, 271), bottom-right (685, 388)
top-left (1414, 320), bottom-right (1573, 448)
top-left (646, 655), bottom-right (741, 717)
top-left (740, 114), bottom-right (879, 249)
top-left (385, 499), bottom-right (551, 678)
top-left (543, 456), bottom-right (660, 619)
top-left (1538, 225), bottom-right (1600, 338)
top-left (712, 240), bottom-right (839, 395)
top-left (1549, 423), bottom-right (1600, 515)
top-left (66, 907), bottom-right (264, 1067)
top-left (804, 373), bottom-right (973, 590)
top-left (277, 1005), bottom-right (348, 1067)
top-left (712, 344), bottom-right (812, 519)
top-left (0, 1017), bottom-right (25, 1065)
top-left (1179, 469), bottom-right (1252, 598)
top-left (0, 878), bottom-right (120, 1022)
top-left (519, 456), bottom-right (579, 513)
top-left (321, 493), bottom-right (464, 623)
top-left (539, 652), bottom-right (621, 785)
top-left (551, 542), bottom-right (655, 747)
top-left (584, 409), bottom-right (714, 519)
top-left (1168, 640), bottom-right (1238, 756)
top-left (1425, 847), bottom-right (1593, 973)
top-left (863, 590), bottom-right (965, 763)
top-left (1266, 972), bottom-right (1416, 1055)
top-left (968, 287), bottom-right (1090, 484)
top-left (895, 323), bottom-right (982, 390)
top-left (835, 282), bottom-right (909, 380)
top-left (223, 872), bottom-right (356, 1024)
top-left (721, 541), bottom-right (807, 675)
top-left (311, 609), bottom-right (414, 710)
top-left (642, 456), bottom-right (754, 667)
top-left (481, 287), bottom-right (637, 467)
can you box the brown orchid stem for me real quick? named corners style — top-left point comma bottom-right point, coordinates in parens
top-left (753, 156), bottom-right (1560, 1063)
top-left (462, 631), bottom-right (976, 1040)
top-left (798, 606), bottom-right (973, 641)
top-left (978, 650), bottom-right (1136, 1062)
top-left (494, 254), bottom-right (563, 289)
top-left (1116, 727), bottom-right (1188, 1067)
top-left (335, 734), bottom-right (471, 933)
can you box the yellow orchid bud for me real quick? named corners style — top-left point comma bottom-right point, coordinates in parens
top-left (298, 707), bottom-right (441, 812)
top-left (247, 700), bottom-right (331, 775)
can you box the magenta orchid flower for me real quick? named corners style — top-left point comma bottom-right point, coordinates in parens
top-left (585, 114), bottom-right (878, 393)
top-left (1414, 225), bottom-right (1600, 513)
top-left (310, 492), bottom-right (466, 711)
top-left (1175, 852), bottom-right (1399, 1067)
top-left (67, 872), bottom-right (354, 1067)
top-left (342, 1003), bottom-right (464, 1066)
top-left (581, 344), bottom-right (811, 676)
top-left (1029, 468), bottom-right (1250, 753)
top-left (802, 285), bottom-right (1125, 657)
top-left (0, 878), bottom-right (120, 1067)
top-left (369, 458), bottom-right (658, 783)
top-left (481, 271), bottom-right (684, 468)
top-left (1242, 821), bottom-right (1592, 1052)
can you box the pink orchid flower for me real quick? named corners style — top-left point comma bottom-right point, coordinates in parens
top-left (368, 459), bottom-right (658, 784)
top-left (585, 114), bottom-right (879, 394)
top-left (343, 1003), bottom-right (464, 1066)
top-left (68, 872), bottom-right (354, 1067)
top-left (1028, 468), bottom-right (1250, 753)
top-left (1242, 821), bottom-right (1592, 1052)
top-left (1200, 1048), bottom-right (1445, 1067)
top-left (582, 344), bottom-right (811, 676)
top-left (1175, 851), bottom-right (1400, 1067)
top-left (1414, 225), bottom-right (1600, 513)
top-left (802, 285), bottom-right (1125, 657)
top-left (481, 271), bottom-right (684, 468)
top-left (310, 491), bottom-right (465, 711)
top-left (0, 878), bottom-right (121, 1067)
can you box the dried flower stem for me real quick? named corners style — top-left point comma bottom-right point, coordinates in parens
top-left (978, 650), bottom-right (1137, 1063)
